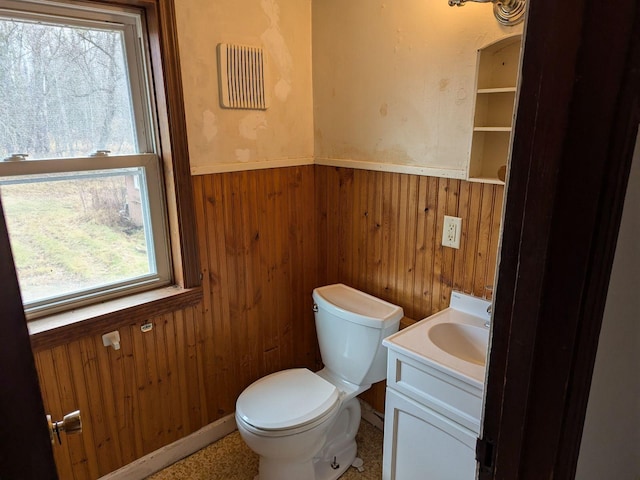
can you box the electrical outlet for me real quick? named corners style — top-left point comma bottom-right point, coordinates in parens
top-left (442, 215), bottom-right (462, 249)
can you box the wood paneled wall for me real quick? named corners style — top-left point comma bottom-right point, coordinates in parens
top-left (316, 166), bottom-right (504, 408)
top-left (34, 306), bottom-right (205, 479)
top-left (34, 166), bottom-right (321, 479)
top-left (317, 166), bottom-right (503, 318)
top-left (193, 167), bottom-right (322, 398)
top-left (33, 165), bottom-right (503, 478)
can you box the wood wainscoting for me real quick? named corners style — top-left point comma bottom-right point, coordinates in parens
top-left (33, 166), bottom-right (321, 479)
top-left (34, 306), bottom-right (205, 479)
top-left (192, 166), bottom-right (323, 396)
top-left (316, 166), bottom-right (504, 408)
top-left (316, 166), bottom-right (504, 318)
top-left (32, 165), bottom-right (503, 478)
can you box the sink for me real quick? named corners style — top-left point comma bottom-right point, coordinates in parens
top-left (382, 292), bottom-right (491, 386)
top-left (382, 292), bottom-right (490, 478)
top-left (427, 322), bottom-right (489, 366)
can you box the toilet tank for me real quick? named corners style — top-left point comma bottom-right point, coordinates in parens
top-left (312, 284), bottom-right (403, 386)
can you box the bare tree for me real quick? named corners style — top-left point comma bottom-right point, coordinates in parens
top-left (0, 19), bottom-right (135, 159)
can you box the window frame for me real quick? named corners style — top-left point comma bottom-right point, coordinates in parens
top-left (0, 155), bottom-right (173, 317)
top-left (0, 0), bottom-right (155, 156)
top-left (0, 0), bottom-right (201, 328)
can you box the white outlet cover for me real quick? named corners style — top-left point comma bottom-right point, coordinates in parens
top-left (442, 215), bottom-right (462, 249)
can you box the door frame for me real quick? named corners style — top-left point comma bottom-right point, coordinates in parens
top-left (481, 0), bottom-right (640, 478)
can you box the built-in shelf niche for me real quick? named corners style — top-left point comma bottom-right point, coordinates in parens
top-left (468, 34), bottom-right (522, 184)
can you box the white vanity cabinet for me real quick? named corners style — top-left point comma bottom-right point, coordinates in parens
top-left (381, 292), bottom-right (489, 480)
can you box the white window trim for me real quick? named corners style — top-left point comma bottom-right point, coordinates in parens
top-left (0, 0), bottom-right (156, 155)
top-left (0, 155), bottom-right (172, 318)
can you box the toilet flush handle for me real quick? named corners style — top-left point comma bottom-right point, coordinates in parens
top-left (312, 303), bottom-right (318, 313)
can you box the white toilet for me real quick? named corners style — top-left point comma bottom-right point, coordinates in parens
top-left (235, 283), bottom-right (403, 480)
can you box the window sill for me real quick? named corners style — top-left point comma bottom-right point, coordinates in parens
top-left (28, 285), bottom-right (202, 352)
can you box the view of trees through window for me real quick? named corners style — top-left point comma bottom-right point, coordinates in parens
top-left (0, 15), bottom-right (161, 312)
top-left (0, 18), bottom-right (136, 159)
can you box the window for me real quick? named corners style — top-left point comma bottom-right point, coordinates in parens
top-left (0, 1), bottom-right (176, 318)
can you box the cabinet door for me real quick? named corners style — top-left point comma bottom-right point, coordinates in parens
top-left (383, 389), bottom-right (477, 480)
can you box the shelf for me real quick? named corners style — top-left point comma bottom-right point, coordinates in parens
top-left (477, 87), bottom-right (517, 94)
top-left (473, 126), bottom-right (512, 132)
top-left (476, 35), bottom-right (522, 90)
top-left (474, 90), bottom-right (516, 130)
top-left (467, 176), bottom-right (505, 185)
top-left (467, 34), bottom-right (522, 184)
top-left (469, 130), bottom-right (511, 180)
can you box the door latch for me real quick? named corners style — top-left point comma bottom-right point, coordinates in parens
top-left (476, 436), bottom-right (496, 476)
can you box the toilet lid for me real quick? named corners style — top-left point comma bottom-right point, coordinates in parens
top-left (236, 369), bottom-right (339, 431)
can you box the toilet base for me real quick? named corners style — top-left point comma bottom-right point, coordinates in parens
top-left (313, 441), bottom-right (357, 480)
top-left (251, 398), bottom-right (362, 480)
top-left (258, 456), bottom-right (316, 480)
top-left (312, 397), bottom-right (361, 480)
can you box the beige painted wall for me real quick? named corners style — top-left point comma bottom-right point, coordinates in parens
top-left (176, 1), bottom-right (523, 176)
top-left (312, 0), bottom-right (523, 175)
top-left (576, 131), bottom-right (640, 480)
top-left (175, 0), bottom-right (314, 174)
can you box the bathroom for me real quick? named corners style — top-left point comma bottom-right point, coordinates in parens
top-left (1, 0), bottom-right (638, 479)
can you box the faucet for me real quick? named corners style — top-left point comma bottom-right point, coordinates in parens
top-left (485, 304), bottom-right (492, 328)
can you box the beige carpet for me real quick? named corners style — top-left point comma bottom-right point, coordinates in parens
top-left (146, 419), bottom-right (383, 480)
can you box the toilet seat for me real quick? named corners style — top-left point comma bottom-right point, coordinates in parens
top-left (236, 368), bottom-right (340, 435)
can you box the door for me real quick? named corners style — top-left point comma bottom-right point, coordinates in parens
top-left (0, 196), bottom-right (58, 479)
top-left (480, 0), bottom-right (640, 478)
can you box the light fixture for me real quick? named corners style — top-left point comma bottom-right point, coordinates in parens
top-left (448, 0), bottom-right (527, 26)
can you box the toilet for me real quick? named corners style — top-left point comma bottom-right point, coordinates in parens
top-left (235, 283), bottom-right (403, 480)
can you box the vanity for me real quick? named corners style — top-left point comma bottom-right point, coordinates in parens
top-left (382, 292), bottom-right (491, 480)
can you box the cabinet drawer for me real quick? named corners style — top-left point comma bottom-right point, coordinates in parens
top-left (387, 350), bottom-right (483, 432)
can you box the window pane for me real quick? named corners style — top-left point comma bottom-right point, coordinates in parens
top-left (0, 18), bottom-right (137, 159)
top-left (0, 168), bottom-right (156, 307)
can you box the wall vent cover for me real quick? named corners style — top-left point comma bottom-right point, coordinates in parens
top-left (217, 43), bottom-right (268, 110)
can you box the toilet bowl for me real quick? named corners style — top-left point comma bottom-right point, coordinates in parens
top-left (235, 368), bottom-right (352, 480)
top-left (235, 284), bottom-right (403, 480)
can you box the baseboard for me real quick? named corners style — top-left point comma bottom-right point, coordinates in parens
top-left (100, 402), bottom-right (382, 479)
top-left (98, 414), bottom-right (237, 480)
top-left (359, 399), bottom-right (385, 431)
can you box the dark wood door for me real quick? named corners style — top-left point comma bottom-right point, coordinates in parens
top-left (0, 196), bottom-right (58, 479)
top-left (481, 0), bottom-right (640, 478)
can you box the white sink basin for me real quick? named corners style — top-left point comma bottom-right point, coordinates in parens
top-left (383, 292), bottom-right (491, 387)
top-left (427, 322), bottom-right (489, 366)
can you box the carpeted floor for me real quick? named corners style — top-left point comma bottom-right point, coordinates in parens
top-left (146, 419), bottom-right (383, 480)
